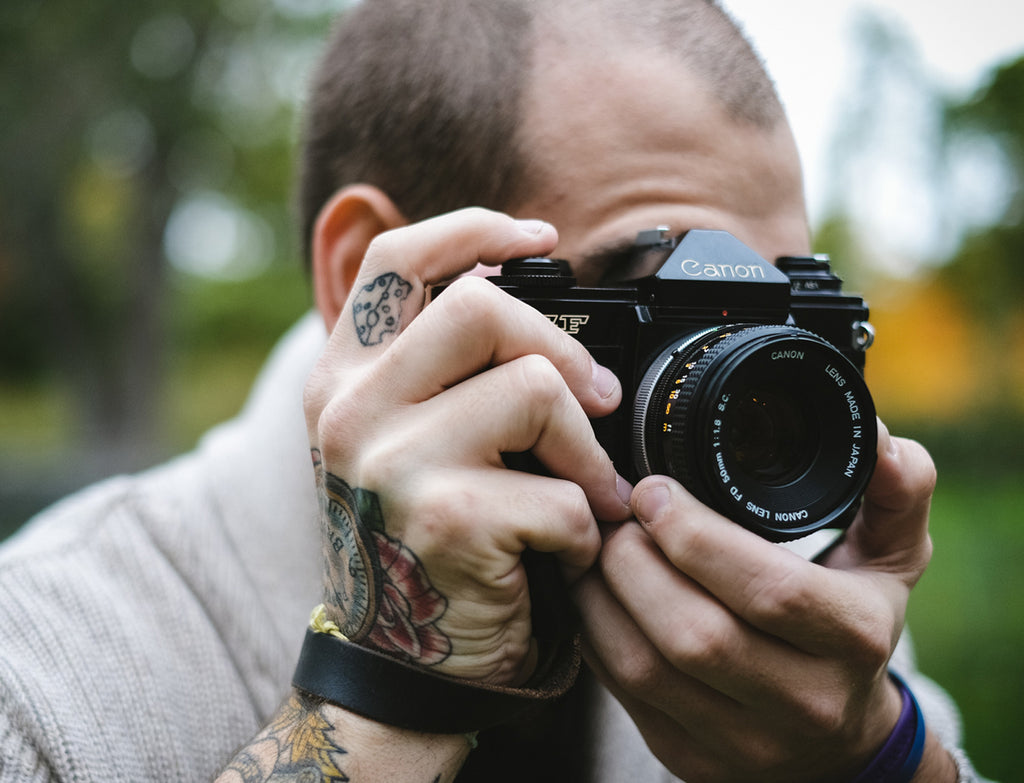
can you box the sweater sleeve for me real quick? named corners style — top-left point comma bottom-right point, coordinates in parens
top-left (888, 634), bottom-right (994, 783)
top-left (0, 706), bottom-right (55, 783)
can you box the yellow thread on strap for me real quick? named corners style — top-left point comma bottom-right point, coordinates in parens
top-left (310, 604), bottom-right (349, 641)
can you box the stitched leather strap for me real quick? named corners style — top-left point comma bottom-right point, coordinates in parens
top-left (293, 628), bottom-right (581, 735)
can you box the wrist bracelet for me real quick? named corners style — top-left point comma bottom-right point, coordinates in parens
top-left (292, 612), bottom-right (581, 736)
top-left (851, 671), bottom-right (926, 783)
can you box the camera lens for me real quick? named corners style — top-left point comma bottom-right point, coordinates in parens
top-left (632, 325), bottom-right (876, 540)
top-left (729, 386), bottom-right (812, 486)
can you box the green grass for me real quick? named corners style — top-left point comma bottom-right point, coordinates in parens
top-left (907, 474), bottom-right (1023, 782)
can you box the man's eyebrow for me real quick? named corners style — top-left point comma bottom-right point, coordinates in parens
top-left (580, 237), bottom-right (635, 263)
top-left (576, 238), bottom-right (644, 282)
top-left (578, 236), bottom-right (672, 283)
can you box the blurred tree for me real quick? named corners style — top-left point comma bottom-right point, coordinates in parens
top-left (938, 57), bottom-right (1024, 341)
top-left (0, 0), bottom-right (343, 465)
top-left (814, 11), bottom-right (1023, 422)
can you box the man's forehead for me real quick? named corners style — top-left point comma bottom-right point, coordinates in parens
top-left (513, 28), bottom-right (810, 279)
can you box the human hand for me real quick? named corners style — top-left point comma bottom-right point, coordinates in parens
top-left (575, 419), bottom-right (943, 782)
top-left (303, 207), bottom-right (631, 686)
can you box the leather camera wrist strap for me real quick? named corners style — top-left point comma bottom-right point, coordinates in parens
top-left (294, 550), bottom-right (582, 735)
top-left (292, 627), bottom-right (581, 736)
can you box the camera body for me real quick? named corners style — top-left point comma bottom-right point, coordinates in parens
top-left (488, 229), bottom-right (877, 541)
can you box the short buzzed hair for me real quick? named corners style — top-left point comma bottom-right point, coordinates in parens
top-left (298, 0), bottom-right (782, 262)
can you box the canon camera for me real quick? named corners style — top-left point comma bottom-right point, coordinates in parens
top-left (488, 228), bottom-right (878, 541)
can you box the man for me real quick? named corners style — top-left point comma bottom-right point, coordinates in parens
top-left (0, 1), bottom-right (984, 781)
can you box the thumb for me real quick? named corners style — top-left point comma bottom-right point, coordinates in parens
top-left (826, 418), bottom-right (936, 581)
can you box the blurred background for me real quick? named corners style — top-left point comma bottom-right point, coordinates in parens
top-left (1, 0), bottom-right (1020, 778)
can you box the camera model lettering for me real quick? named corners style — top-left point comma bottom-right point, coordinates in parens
top-left (545, 313), bottom-right (590, 335)
top-left (680, 258), bottom-right (767, 279)
top-left (454, 228), bottom-right (879, 541)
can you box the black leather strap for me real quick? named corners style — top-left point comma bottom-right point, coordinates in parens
top-left (292, 629), bottom-right (581, 735)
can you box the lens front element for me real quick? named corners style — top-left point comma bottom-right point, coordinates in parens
top-left (729, 385), bottom-right (812, 487)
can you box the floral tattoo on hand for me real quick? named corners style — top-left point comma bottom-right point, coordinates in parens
top-left (312, 449), bottom-right (451, 665)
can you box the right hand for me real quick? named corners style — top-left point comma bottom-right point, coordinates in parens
top-left (303, 208), bottom-right (631, 686)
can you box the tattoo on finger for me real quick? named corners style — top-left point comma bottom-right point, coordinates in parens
top-left (351, 272), bottom-right (412, 346)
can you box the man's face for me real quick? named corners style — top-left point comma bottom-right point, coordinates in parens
top-left (513, 38), bottom-right (810, 286)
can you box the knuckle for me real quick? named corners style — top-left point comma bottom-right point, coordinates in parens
top-left (511, 354), bottom-right (566, 405)
top-left (557, 481), bottom-right (594, 532)
top-left (303, 359), bottom-right (343, 426)
top-left (362, 227), bottom-right (404, 266)
top-left (729, 735), bottom-right (787, 776)
top-left (314, 398), bottom-right (360, 462)
top-left (664, 611), bottom-right (733, 668)
top-left (611, 642), bottom-right (665, 696)
top-left (303, 380), bottom-right (328, 432)
top-left (915, 532), bottom-right (935, 574)
top-left (413, 489), bottom-right (475, 553)
top-left (355, 436), bottom-right (405, 488)
top-left (371, 472), bottom-right (478, 558)
top-left (437, 274), bottom-right (502, 322)
top-left (880, 437), bottom-right (938, 510)
top-left (742, 569), bottom-right (817, 628)
top-left (800, 692), bottom-right (848, 737)
top-left (599, 523), bottom-right (648, 581)
top-left (846, 610), bottom-right (896, 670)
top-left (908, 439), bottom-right (939, 494)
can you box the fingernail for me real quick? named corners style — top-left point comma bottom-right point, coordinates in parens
top-left (591, 361), bottom-right (620, 400)
top-left (515, 218), bottom-right (550, 235)
top-left (635, 483), bottom-right (670, 526)
top-left (616, 473), bottom-right (633, 506)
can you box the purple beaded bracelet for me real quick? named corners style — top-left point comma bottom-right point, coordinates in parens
top-left (851, 672), bottom-right (926, 783)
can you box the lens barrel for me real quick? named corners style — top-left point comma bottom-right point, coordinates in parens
top-left (633, 325), bottom-right (876, 541)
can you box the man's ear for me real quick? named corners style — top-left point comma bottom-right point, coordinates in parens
top-left (311, 184), bottom-right (407, 332)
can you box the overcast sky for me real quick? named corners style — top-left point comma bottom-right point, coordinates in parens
top-left (720, 0), bottom-right (1024, 248)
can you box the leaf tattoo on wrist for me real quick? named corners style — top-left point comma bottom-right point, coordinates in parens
top-left (312, 449), bottom-right (452, 666)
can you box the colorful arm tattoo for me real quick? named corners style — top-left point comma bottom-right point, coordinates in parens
top-left (218, 693), bottom-right (348, 783)
top-left (217, 693), bottom-right (462, 782)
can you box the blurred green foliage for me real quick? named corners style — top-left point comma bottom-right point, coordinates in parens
top-left (907, 474), bottom-right (1023, 783)
top-left (0, 0), bottom-right (340, 454)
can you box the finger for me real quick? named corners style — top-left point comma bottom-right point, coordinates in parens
top-left (425, 467), bottom-right (603, 583)
top-left (333, 209), bottom-right (558, 353)
top-left (368, 463), bottom-right (602, 597)
top-left (375, 274), bottom-right (621, 417)
top-left (594, 519), bottom-right (843, 706)
top-left (630, 476), bottom-right (897, 660)
top-left (831, 418), bottom-right (936, 577)
top-left (574, 570), bottom-right (743, 731)
top-left (404, 355), bottom-right (630, 523)
top-left (577, 567), bottom-right (901, 781)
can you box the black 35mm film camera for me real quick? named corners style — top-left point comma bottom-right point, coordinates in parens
top-left (487, 228), bottom-right (878, 542)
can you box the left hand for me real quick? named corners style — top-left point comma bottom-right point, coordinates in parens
top-left (574, 419), bottom-right (938, 782)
